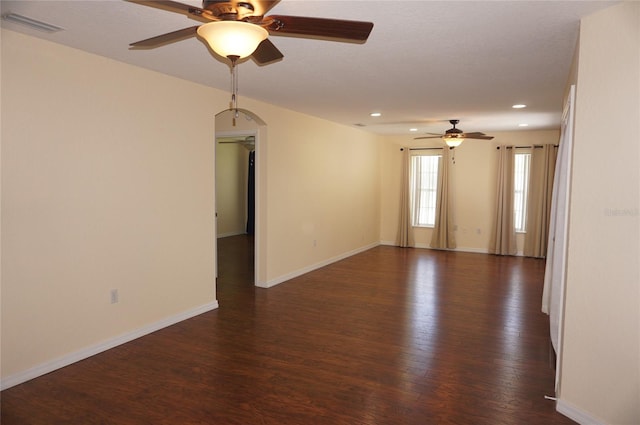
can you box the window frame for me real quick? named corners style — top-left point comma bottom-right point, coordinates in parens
top-left (410, 153), bottom-right (441, 228)
top-left (513, 151), bottom-right (531, 233)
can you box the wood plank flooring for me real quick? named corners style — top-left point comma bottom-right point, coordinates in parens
top-left (1, 236), bottom-right (576, 424)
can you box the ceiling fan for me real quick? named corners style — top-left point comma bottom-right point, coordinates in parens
top-left (127, 0), bottom-right (374, 64)
top-left (414, 120), bottom-right (494, 147)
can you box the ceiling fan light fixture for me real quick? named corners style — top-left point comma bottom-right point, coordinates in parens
top-left (197, 21), bottom-right (268, 59)
top-left (443, 135), bottom-right (464, 147)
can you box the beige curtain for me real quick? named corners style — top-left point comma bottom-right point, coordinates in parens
top-left (396, 148), bottom-right (414, 247)
top-left (489, 146), bottom-right (517, 255)
top-left (524, 145), bottom-right (558, 257)
top-left (430, 148), bottom-right (456, 249)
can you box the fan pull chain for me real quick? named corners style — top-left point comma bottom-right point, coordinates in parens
top-left (229, 55), bottom-right (240, 126)
top-left (232, 63), bottom-right (238, 111)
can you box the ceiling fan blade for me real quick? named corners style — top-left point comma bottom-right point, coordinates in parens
top-left (265, 15), bottom-right (374, 42)
top-left (126, 0), bottom-right (212, 22)
top-left (130, 25), bottom-right (199, 48)
top-left (414, 136), bottom-right (444, 140)
top-left (464, 134), bottom-right (495, 140)
top-left (251, 38), bottom-right (284, 64)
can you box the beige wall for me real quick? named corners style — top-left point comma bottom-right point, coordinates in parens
top-left (379, 130), bottom-right (559, 253)
top-left (560, 2), bottom-right (640, 423)
top-left (252, 109), bottom-right (382, 283)
top-left (215, 142), bottom-right (250, 237)
top-left (1, 30), bottom-right (223, 379)
top-left (1, 29), bottom-right (382, 383)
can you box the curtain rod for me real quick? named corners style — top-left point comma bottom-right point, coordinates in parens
top-left (496, 145), bottom-right (559, 149)
top-left (400, 147), bottom-right (453, 151)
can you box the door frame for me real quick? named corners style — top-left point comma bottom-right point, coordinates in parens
top-left (215, 108), bottom-right (268, 287)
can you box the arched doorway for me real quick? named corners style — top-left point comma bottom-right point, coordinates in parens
top-left (215, 108), bottom-right (267, 287)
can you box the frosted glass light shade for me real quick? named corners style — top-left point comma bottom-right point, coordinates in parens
top-left (444, 136), bottom-right (464, 147)
top-left (197, 21), bottom-right (268, 59)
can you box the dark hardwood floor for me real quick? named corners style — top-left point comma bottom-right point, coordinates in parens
top-left (1, 236), bottom-right (575, 424)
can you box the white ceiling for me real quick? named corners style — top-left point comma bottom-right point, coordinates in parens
top-left (1, 0), bottom-right (616, 136)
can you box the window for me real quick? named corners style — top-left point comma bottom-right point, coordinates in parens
top-left (513, 153), bottom-right (531, 232)
top-left (410, 154), bottom-right (441, 227)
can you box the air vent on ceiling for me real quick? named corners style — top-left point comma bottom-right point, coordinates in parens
top-left (2, 13), bottom-right (64, 33)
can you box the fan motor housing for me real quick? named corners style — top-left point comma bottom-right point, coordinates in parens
top-left (203, 1), bottom-right (256, 19)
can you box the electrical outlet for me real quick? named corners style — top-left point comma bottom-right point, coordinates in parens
top-left (110, 289), bottom-right (119, 304)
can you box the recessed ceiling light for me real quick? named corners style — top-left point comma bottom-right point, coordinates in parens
top-left (512, 104), bottom-right (527, 109)
top-left (409, 128), bottom-right (418, 132)
top-left (370, 112), bottom-right (382, 117)
top-left (518, 123), bottom-right (529, 127)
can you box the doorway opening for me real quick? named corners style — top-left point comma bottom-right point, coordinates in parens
top-left (215, 108), bottom-right (266, 289)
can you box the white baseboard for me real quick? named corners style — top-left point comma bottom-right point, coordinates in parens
top-left (0, 300), bottom-right (219, 391)
top-left (455, 246), bottom-right (490, 254)
top-left (258, 242), bottom-right (380, 288)
top-left (379, 240), bottom-right (397, 246)
top-left (378, 241), bottom-right (489, 254)
top-left (557, 398), bottom-right (606, 425)
top-left (258, 241), bottom-right (492, 289)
